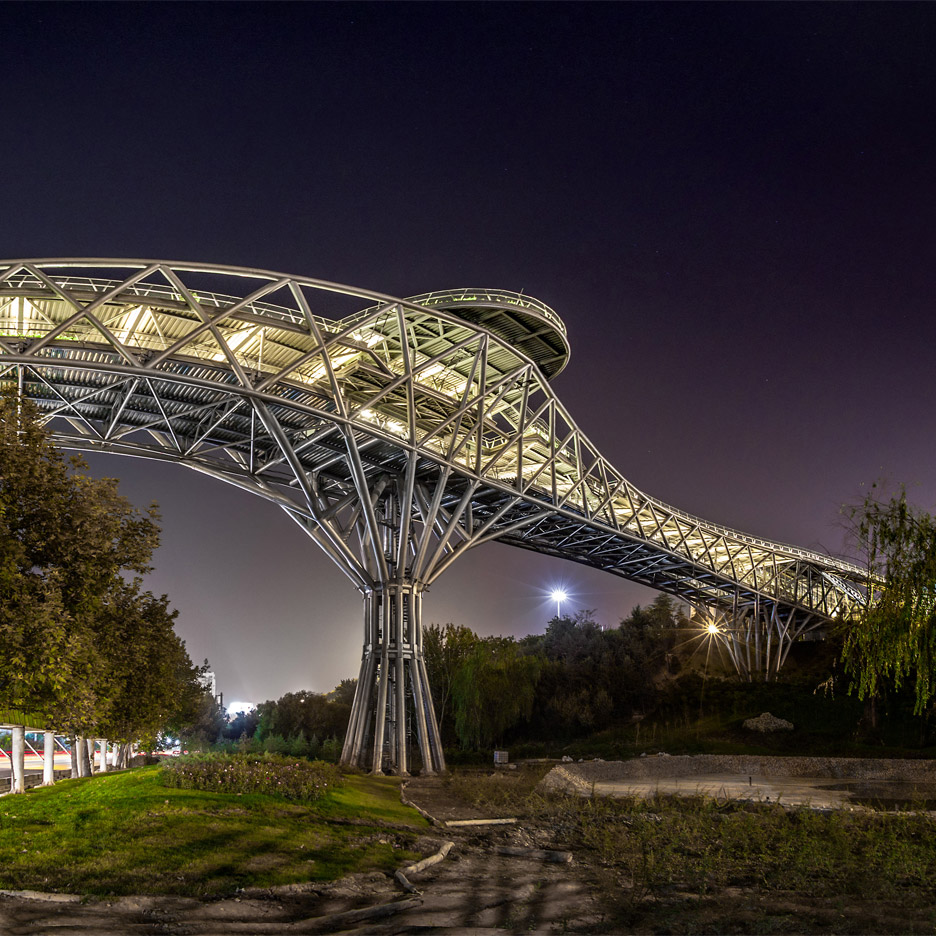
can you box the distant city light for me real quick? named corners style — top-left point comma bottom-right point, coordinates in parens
top-left (226, 700), bottom-right (255, 716)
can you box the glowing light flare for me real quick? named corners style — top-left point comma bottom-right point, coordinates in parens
top-left (551, 588), bottom-right (568, 619)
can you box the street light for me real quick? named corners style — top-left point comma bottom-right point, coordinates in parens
top-left (551, 588), bottom-right (568, 619)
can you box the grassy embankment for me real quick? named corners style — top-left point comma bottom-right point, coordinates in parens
top-left (0, 765), bottom-right (427, 897)
top-left (449, 765), bottom-right (936, 934)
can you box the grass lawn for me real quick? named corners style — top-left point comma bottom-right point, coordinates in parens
top-left (0, 766), bottom-right (428, 897)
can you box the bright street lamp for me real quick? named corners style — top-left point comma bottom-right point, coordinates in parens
top-left (551, 589), bottom-right (568, 619)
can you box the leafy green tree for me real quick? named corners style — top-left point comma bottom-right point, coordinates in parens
top-left (0, 390), bottom-right (203, 747)
top-left (223, 708), bottom-right (260, 741)
top-left (328, 678), bottom-right (357, 707)
top-left (451, 636), bottom-right (541, 750)
top-left (423, 622), bottom-right (478, 745)
top-left (58, 579), bottom-right (195, 746)
top-left (842, 487), bottom-right (936, 716)
top-left (253, 683), bottom-right (354, 748)
top-left (169, 660), bottom-right (227, 752)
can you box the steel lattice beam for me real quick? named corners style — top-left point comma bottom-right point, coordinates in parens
top-left (0, 260), bottom-right (868, 772)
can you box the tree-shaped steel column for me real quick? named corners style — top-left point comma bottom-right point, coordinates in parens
top-left (289, 464), bottom-right (452, 774)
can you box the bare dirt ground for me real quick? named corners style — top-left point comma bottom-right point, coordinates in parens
top-left (2, 773), bottom-right (936, 934)
top-left (0, 775), bottom-right (607, 935)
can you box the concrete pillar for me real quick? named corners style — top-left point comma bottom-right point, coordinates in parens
top-left (42, 732), bottom-right (55, 785)
top-left (11, 725), bottom-right (25, 794)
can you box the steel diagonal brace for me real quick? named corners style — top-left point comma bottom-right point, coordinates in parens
top-left (108, 389), bottom-right (240, 443)
top-left (298, 434), bottom-right (381, 477)
top-left (395, 455), bottom-right (418, 575)
top-left (410, 468), bottom-right (453, 580)
top-left (418, 338), bottom-right (485, 451)
top-left (447, 362), bottom-right (530, 467)
top-left (159, 267), bottom-right (255, 389)
top-left (21, 263), bottom-right (141, 357)
top-left (282, 508), bottom-right (371, 591)
top-left (104, 378), bottom-right (141, 439)
top-left (22, 366), bottom-right (106, 439)
top-left (420, 480), bottom-right (481, 579)
top-left (141, 377), bottom-right (182, 452)
top-left (249, 423), bottom-right (341, 475)
top-left (353, 475), bottom-right (391, 575)
top-left (427, 500), bottom-right (550, 583)
top-left (38, 373), bottom-right (136, 422)
top-left (338, 331), bottom-right (484, 423)
top-left (251, 398), bottom-right (367, 580)
top-left (397, 304), bottom-right (417, 448)
top-left (183, 399), bottom-right (249, 457)
top-left (0, 262), bottom-right (28, 285)
top-left (26, 263), bottom-right (161, 356)
top-left (147, 277), bottom-right (292, 371)
top-left (299, 300), bottom-right (390, 583)
top-left (479, 379), bottom-right (550, 476)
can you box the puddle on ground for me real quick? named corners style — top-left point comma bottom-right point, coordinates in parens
top-left (822, 780), bottom-right (936, 810)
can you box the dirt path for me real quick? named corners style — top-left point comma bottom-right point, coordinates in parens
top-left (0, 775), bottom-right (609, 935)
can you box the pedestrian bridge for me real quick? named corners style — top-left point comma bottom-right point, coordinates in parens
top-left (0, 260), bottom-right (867, 774)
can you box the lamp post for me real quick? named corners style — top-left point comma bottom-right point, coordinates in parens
top-left (551, 589), bottom-right (568, 620)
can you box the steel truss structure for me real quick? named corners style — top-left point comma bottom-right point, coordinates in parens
top-left (0, 260), bottom-right (867, 773)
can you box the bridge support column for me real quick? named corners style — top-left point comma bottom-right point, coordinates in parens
top-left (692, 601), bottom-right (821, 681)
top-left (341, 583), bottom-right (445, 776)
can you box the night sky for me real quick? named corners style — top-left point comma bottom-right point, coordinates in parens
top-left (3, 3), bottom-right (935, 705)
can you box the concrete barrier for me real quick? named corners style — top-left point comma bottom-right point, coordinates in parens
top-left (543, 754), bottom-right (936, 791)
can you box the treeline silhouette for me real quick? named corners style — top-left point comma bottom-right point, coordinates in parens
top-left (425, 593), bottom-right (685, 753)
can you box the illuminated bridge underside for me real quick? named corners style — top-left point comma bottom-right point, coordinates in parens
top-left (0, 260), bottom-right (866, 772)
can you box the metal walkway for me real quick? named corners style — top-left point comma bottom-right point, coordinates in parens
top-left (0, 260), bottom-right (867, 773)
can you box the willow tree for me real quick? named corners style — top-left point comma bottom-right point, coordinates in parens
top-left (842, 486), bottom-right (936, 717)
top-left (451, 636), bottom-right (541, 751)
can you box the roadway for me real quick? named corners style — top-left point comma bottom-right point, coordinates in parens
top-left (0, 752), bottom-right (74, 782)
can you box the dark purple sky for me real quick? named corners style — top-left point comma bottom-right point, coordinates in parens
top-left (3, 3), bottom-right (935, 705)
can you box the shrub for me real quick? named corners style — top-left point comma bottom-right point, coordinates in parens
top-left (288, 731), bottom-right (311, 758)
top-left (320, 738), bottom-right (340, 762)
top-left (161, 752), bottom-right (342, 802)
top-left (262, 733), bottom-right (289, 754)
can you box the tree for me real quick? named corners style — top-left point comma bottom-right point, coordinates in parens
top-left (83, 582), bottom-right (218, 752)
top-left (451, 636), bottom-right (541, 750)
top-left (842, 487), bottom-right (936, 716)
top-left (0, 390), bottom-right (202, 746)
top-left (423, 623), bottom-right (478, 746)
top-left (253, 683), bottom-right (355, 748)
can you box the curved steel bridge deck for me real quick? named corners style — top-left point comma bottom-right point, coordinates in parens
top-left (0, 260), bottom-right (866, 770)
